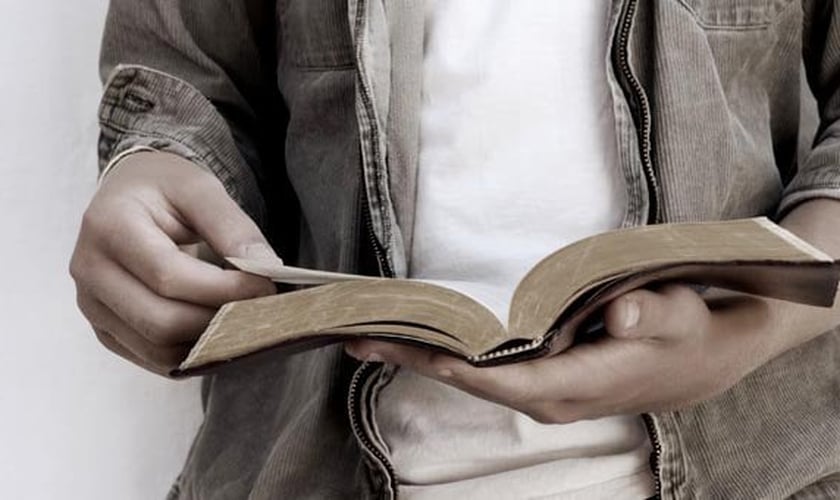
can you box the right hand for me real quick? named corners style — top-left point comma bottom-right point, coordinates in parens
top-left (70, 152), bottom-right (277, 375)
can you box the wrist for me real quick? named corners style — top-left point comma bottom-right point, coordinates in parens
top-left (98, 145), bottom-right (159, 184)
top-left (706, 294), bottom-right (777, 377)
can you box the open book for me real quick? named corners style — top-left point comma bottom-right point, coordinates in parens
top-left (176, 218), bottom-right (839, 375)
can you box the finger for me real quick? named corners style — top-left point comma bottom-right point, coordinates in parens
top-left (94, 328), bottom-right (152, 369)
top-left (346, 340), bottom-right (590, 406)
top-left (101, 212), bottom-right (275, 307)
top-left (95, 328), bottom-right (187, 377)
top-left (79, 291), bottom-right (191, 374)
top-left (86, 258), bottom-right (216, 346)
top-left (162, 166), bottom-right (276, 261)
top-left (346, 340), bottom-right (467, 378)
top-left (603, 284), bottom-right (710, 340)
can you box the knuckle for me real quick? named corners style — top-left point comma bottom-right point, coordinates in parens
top-left (94, 330), bottom-right (179, 376)
top-left (527, 411), bottom-right (555, 425)
top-left (79, 207), bottom-right (98, 232)
top-left (135, 311), bottom-right (181, 346)
top-left (503, 384), bottom-right (539, 407)
top-left (148, 262), bottom-right (180, 299)
top-left (527, 402), bottom-right (580, 425)
top-left (68, 254), bottom-right (85, 283)
top-left (75, 291), bottom-right (93, 319)
top-left (139, 306), bottom-right (203, 347)
top-left (93, 329), bottom-right (120, 352)
top-left (69, 249), bottom-right (100, 287)
top-left (528, 407), bottom-right (564, 425)
top-left (80, 205), bottom-right (115, 236)
top-left (75, 292), bottom-right (107, 333)
top-left (426, 352), bottom-right (453, 373)
top-left (183, 168), bottom-right (222, 196)
top-left (137, 343), bottom-right (186, 373)
top-left (69, 238), bottom-right (106, 287)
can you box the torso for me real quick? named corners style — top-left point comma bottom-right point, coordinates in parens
top-left (374, 1), bottom-right (654, 497)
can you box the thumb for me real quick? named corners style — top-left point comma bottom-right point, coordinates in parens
top-left (603, 285), bottom-right (708, 340)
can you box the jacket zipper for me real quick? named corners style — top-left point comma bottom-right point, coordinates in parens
top-left (615, 0), bottom-right (664, 497)
top-left (614, 0), bottom-right (661, 225)
top-left (348, 359), bottom-right (399, 498)
top-left (642, 414), bottom-right (664, 499)
top-left (350, 1), bottom-right (398, 493)
top-left (353, 191), bottom-right (399, 497)
top-left (353, 0), bottom-right (394, 279)
top-left (361, 188), bottom-right (395, 278)
top-left (349, 201), bottom-right (398, 497)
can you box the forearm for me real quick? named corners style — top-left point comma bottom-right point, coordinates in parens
top-left (763, 198), bottom-right (840, 357)
top-left (99, 0), bottom-right (279, 224)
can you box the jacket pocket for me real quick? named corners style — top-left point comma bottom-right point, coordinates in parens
top-left (677, 0), bottom-right (796, 29)
top-left (280, 0), bottom-right (355, 69)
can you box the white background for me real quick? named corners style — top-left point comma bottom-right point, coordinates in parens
top-left (0, 2), bottom-right (203, 499)
top-left (0, 2), bottom-right (822, 500)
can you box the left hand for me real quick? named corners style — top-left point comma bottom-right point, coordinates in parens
top-left (345, 284), bottom-right (775, 424)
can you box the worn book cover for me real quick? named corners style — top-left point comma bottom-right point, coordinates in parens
top-left (175, 217), bottom-right (840, 376)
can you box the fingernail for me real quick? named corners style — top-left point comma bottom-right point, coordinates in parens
top-left (623, 298), bottom-right (640, 330)
top-left (438, 368), bottom-right (454, 378)
top-left (345, 343), bottom-right (364, 358)
top-left (345, 344), bottom-right (383, 364)
top-left (366, 353), bottom-right (384, 363)
top-left (344, 343), bottom-right (360, 359)
top-left (243, 243), bottom-right (279, 261)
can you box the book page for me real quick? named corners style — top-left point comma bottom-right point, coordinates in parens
top-left (226, 256), bottom-right (379, 285)
top-left (510, 217), bottom-right (839, 338)
top-left (417, 279), bottom-right (513, 326)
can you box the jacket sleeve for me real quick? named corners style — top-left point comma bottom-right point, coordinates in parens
top-left (782, 0), bottom-right (840, 215)
top-left (97, 0), bottom-right (280, 224)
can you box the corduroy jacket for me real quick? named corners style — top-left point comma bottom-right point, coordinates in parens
top-left (98, 0), bottom-right (840, 498)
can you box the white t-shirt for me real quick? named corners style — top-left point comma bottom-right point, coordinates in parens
top-left (373, 1), bottom-right (655, 498)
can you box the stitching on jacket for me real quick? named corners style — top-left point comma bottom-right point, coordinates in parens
top-left (676, 0), bottom-right (797, 30)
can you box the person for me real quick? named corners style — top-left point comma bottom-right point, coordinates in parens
top-left (70, 0), bottom-right (840, 498)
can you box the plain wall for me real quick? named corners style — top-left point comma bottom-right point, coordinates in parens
top-left (0, 2), bottom-right (203, 498)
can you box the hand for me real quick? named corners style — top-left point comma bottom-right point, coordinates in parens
top-left (346, 284), bottom-right (776, 423)
top-left (70, 152), bottom-right (277, 375)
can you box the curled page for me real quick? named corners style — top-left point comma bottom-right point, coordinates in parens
top-left (227, 256), bottom-right (379, 285)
